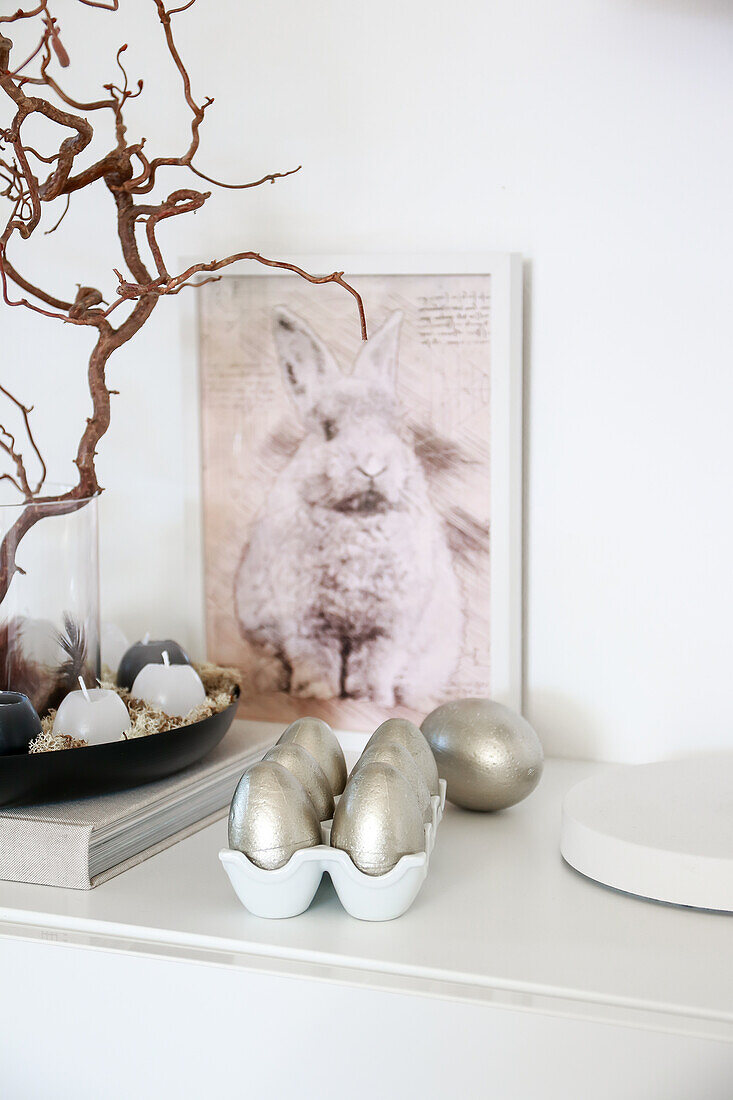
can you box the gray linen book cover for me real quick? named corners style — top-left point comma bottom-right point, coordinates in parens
top-left (0, 721), bottom-right (274, 890)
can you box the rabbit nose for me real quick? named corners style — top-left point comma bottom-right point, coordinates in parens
top-left (358, 457), bottom-right (387, 480)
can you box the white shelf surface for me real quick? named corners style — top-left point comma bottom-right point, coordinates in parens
top-left (0, 747), bottom-right (731, 1042)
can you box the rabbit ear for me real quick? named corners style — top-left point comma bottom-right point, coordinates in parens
top-left (354, 310), bottom-right (403, 389)
top-left (273, 307), bottom-right (340, 415)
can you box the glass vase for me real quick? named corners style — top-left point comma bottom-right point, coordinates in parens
top-left (0, 487), bottom-right (100, 716)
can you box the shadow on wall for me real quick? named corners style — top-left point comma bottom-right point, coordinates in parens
top-left (520, 258), bottom-right (532, 719)
top-left (526, 691), bottom-right (602, 761)
top-left (625, 0), bottom-right (733, 14)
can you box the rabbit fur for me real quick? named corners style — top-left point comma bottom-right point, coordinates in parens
top-left (234, 306), bottom-right (464, 707)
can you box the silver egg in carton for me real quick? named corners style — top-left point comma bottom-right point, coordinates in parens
top-left (219, 777), bottom-right (446, 921)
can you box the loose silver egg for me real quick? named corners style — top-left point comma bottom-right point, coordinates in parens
top-left (278, 717), bottom-right (347, 796)
top-left (421, 698), bottom-right (543, 811)
top-left (351, 741), bottom-right (432, 824)
top-left (366, 718), bottom-right (440, 797)
top-left (331, 761), bottom-right (425, 876)
top-left (262, 742), bottom-right (335, 822)
top-left (228, 761), bottom-right (322, 869)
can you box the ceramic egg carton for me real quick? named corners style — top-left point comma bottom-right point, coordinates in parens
top-left (220, 779), bottom-right (446, 922)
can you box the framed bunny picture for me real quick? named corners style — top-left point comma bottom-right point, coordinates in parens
top-left (197, 254), bottom-right (523, 732)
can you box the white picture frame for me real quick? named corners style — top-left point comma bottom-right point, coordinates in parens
top-left (192, 253), bottom-right (523, 726)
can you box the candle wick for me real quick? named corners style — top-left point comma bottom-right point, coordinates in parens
top-left (78, 675), bottom-right (91, 703)
top-left (162, 650), bottom-right (170, 667)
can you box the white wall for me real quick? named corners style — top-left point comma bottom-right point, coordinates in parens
top-left (2, 0), bottom-right (732, 762)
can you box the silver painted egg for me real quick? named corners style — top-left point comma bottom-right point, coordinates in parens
top-left (421, 698), bottom-right (543, 811)
top-left (351, 740), bottom-right (432, 824)
top-left (366, 718), bottom-right (440, 797)
top-left (262, 742), bottom-right (335, 822)
top-left (228, 761), bottom-right (321, 869)
top-left (331, 761), bottom-right (425, 876)
top-left (278, 717), bottom-right (347, 796)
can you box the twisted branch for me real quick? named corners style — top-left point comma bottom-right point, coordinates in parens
top-left (0, 0), bottom-right (366, 603)
top-left (0, 382), bottom-right (46, 499)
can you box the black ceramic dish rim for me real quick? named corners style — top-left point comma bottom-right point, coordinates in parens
top-left (0, 685), bottom-right (240, 759)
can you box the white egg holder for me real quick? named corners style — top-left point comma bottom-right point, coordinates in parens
top-left (219, 779), bottom-right (446, 922)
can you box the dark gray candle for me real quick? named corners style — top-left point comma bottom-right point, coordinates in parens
top-left (116, 639), bottom-right (190, 690)
top-left (0, 691), bottom-right (42, 755)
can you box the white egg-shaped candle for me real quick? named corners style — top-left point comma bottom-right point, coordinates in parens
top-left (52, 677), bottom-right (132, 746)
top-left (131, 650), bottom-right (206, 718)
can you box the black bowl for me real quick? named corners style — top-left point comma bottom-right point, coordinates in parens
top-left (0, 696), bottom-right (239, 807)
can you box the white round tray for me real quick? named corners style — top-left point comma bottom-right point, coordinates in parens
top-left (560, 754), bottom-right (733, 912)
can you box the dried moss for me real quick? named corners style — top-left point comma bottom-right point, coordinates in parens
top-left (28, 663), bottom-right (241, 753)
top-left (31, 726), bottom-right (87, 753)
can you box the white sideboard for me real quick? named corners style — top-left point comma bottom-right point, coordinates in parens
top-left (1, 751), bottom-right (732, 1099)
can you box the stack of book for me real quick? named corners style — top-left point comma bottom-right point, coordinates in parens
top-left (0, 721), bottom-right (273, 889)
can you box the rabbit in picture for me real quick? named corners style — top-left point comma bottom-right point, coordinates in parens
top-left (234, 307), bottom-right (464, 708)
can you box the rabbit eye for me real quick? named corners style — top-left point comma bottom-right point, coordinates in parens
top-left (322, 418), bottom-right (338, 441)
